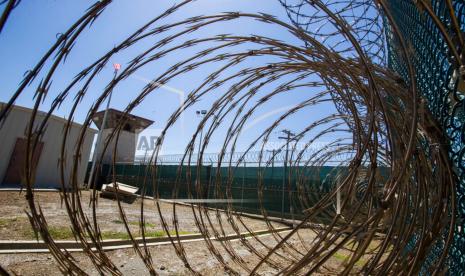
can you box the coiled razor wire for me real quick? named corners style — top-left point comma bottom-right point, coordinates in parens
top-left (0, 0), bottom-right (462, 274)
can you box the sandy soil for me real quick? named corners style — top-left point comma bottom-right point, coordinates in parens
top-left (0, 230), bottom-right (357, 275)
top-left (0, 190), bottom-right (371, 275)
top-left (0, 190), bottom-right (282, 240)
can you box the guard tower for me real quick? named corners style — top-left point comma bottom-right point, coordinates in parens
top-left (92, 109), bottom-right (154, 164)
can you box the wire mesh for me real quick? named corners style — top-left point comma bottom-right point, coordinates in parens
top-left (383, 0), bottom-right (465, 274)
top-left (0, 0), bottom-right (462, 275)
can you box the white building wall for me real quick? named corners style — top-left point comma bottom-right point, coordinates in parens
top-left (0, 105), bottom-right (96, 188)
top-left (97, 129), bottom-right (135, 164)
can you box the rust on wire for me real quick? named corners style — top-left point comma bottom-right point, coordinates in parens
top-left (0, 0), bottom-right (461, 275)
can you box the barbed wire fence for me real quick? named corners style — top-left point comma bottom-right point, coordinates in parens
top-left (0, 0), bottom-right (463, 275)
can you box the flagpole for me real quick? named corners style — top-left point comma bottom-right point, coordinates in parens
top-left (87, 64), bottom-right (120, 189)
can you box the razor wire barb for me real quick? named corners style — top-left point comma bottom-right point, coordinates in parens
top-left (0, 0), bottom-right (463, 275)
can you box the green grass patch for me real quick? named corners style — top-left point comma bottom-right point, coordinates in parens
top-left (101, 231), bottom-right (131, 240)
top-left (0, 217), bottom-right (22, 227)
top-left (129, 221), bottom-right (156, 228)
top-left (100, 230), bottom-right (194, 240)
top-left (22, 226), bottom-right (75, 240)
top-left (145, 230), bottom-right (192, 238)
top-left (24, 227), bottom-right (193, 240)
top-left (111, 219), bottom-right (156, 228)
top-left (333, 252), bottom-right (348, 261)
top-left (0, 216), bottom-right (192, 241)
top-left (48, 226), bottom-right (75, 240)
top-left (333, 252), bottom-right (367, 267)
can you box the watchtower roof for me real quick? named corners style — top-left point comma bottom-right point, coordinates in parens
top-left (92, 108), bottom-right (154, 133)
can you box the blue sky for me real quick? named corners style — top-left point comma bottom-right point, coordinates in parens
top-left (0, 1), bottom-right (344, 157)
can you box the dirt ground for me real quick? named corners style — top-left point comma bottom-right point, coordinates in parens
top-left (0, 190), bottom-right (282, 240)
top-left (0, 190), bottom-right (371, 275)
top-left (0, 231), bottom-right (358, 275)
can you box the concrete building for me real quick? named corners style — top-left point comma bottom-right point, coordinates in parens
top-left (91, 109), bottom-right (154, 164)
top-left (0, 102), bottom-right (97, 189)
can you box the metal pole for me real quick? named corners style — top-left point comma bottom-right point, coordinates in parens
top-left (278, 130), bottom-right (295, 223)
top-left (209, 160), bottom-right (213, 202)
top-left (271, 149), bottom-right (275, 170)
top-left (289, 143), bottom-right (295, 228)
top-left (198, 129), bottom-right (203, 161)
top-left (270, 149), bottom-right (275, 204)
top-left (282, 133), bottom-right (289, 220)
top-left (87, 68), bottom-right (118, 189)
top-left (241, 161), bottom-right (245, 209)
top-left (196, 110), bottom-right (207, 160)
top-left (196, 110), bottom-right (206, 193)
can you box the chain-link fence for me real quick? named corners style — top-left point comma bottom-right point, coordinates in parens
top-left (384, 0), bottom-right (465, 274)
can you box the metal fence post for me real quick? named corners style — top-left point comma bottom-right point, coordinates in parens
top-left (241, 161), bottom-right (245, 209)
top-left (281, 160), bottom-right (285, 220)
top-left (279, 130), bottom-right (294, 220)
top-left (289, 166), bottom-right (294, 228)
top-left (209, 160), bottom-right (213, 202)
